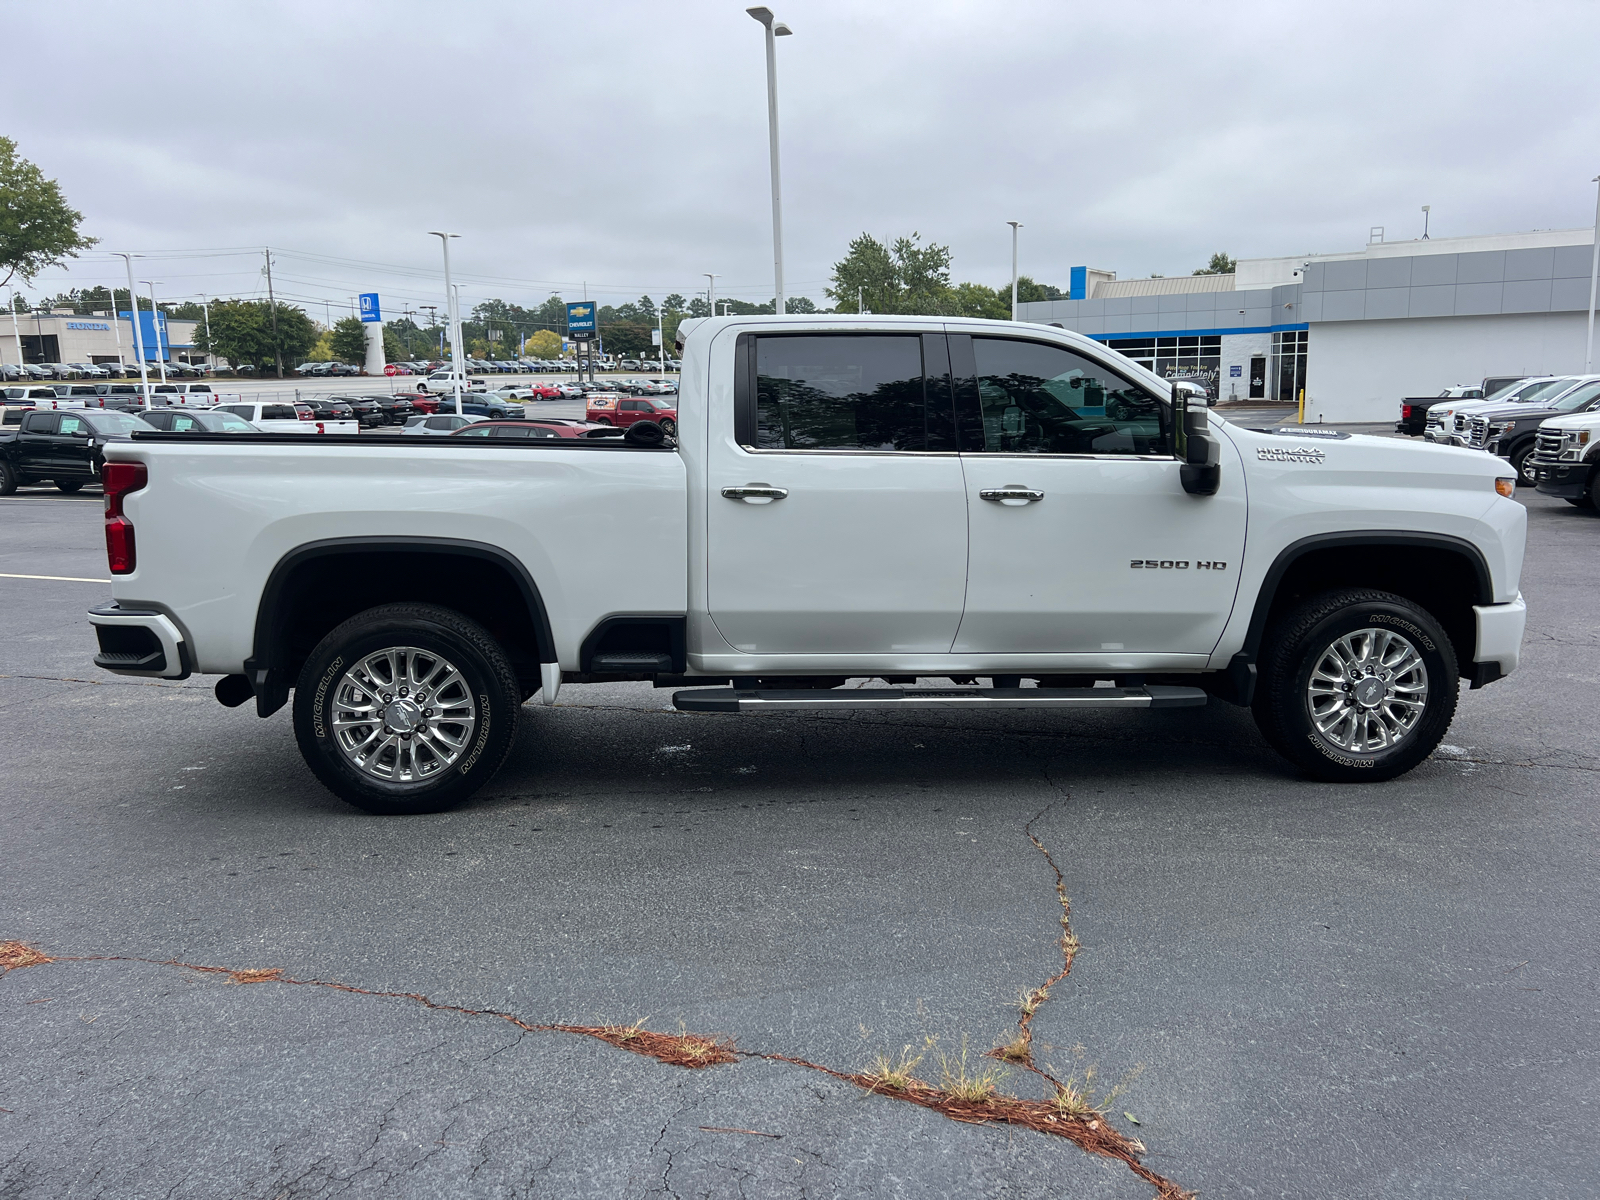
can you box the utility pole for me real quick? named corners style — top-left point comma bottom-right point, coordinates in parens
top-left (198, 295), bottom-right (211, 371)
top-left (263, 247), bottom-right (283, 377)
top-left (1008, 221), bottom-right (1023, 321)
top-left (1586, 175), bottom-right (1600, 373)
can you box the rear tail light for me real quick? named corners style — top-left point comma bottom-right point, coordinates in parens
top-left (1401, 404), bottom-right (1413, 419)
top-left (103, 461), bottom-right (147, 574)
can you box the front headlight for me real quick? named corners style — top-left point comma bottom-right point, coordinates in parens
top-left (1490, 420), bottom-right (1516, 435)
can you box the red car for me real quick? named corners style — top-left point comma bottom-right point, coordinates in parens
top-left (586, 395), bottom-right (676, 436)
top-left (449, 418), bottom-right (623, 441)
top-left (525, 383), bottom-right (562, 400)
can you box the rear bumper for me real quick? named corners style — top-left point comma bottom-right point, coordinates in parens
top-left (87, 602), bottom-right (190, 680)
top-left (1471, 593), bottom-right (1525, 686)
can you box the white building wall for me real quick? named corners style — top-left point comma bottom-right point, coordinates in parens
top-left (1305, 312), bottom-right (1589, 423)
top-left (1219, 331), bottom-right (1271, 401)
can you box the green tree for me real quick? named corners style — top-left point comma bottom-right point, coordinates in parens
top-left (1194, 252), bottom-right (1236, 276)
top-left (382, 326), bottom-right (407, 361)
top-left (526, 329), bottom-right (562, 358)
top-left (0, 137), bottom-right (96, 290)
top-left (328, 316), bottom-right (367, 363)
top-left (827, 233), bottom-right (900, 313)
top-left (193, 299), bottom-right (317, 370)
top-left (950, 281), bottom-right (1010, 319)
top-left (1014, 275), bottom-right (1064, 303)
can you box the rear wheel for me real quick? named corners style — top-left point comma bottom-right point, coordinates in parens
top-left (1252, 589), bottom-right (1458, 782)
top-left (55, 480), bottom-right (83, 494)
top-left (293, 603), bottom-right (520, 815)
top-left (0, 462), bottom-right (16, 495)
top-left (659, 417), bottom-right (677, 436)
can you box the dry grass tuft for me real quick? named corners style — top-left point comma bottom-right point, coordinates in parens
top-left (0, 941), bottom-right (54, 971)
top-left (863, 1044), bottom-right (925, 1092)
top-left (937, 1035), bottom-right (1005, 1104)
top-left (224, 968), bottom-right (286, 985)
top-left (560, 1022), bottom-right (739, 1069)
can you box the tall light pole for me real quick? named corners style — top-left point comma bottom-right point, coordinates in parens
top-left (746, 7), bottom-right (792, 316)
top-left (1421, 205), bottom-right (1431, 240)
top-left (1586, 175), bottom-right (1600, 374)
top-left (704, 272), bottom-right (720, 316)
top-left (141, 281), bottom-right (168, 382)
top-left (112, 253), bottom-right (151, 402)
top-left (196, 294), bottom-right (211, 371)
top-left (1008, 221), bottom-right (1023, 321)
top-left (428, 231), bottom-right (463, 413)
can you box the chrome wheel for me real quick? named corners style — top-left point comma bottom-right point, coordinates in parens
top-left (329, 646), bottom-right (478, 784)
top-left (1306, 627), bottom-right (1429, 753)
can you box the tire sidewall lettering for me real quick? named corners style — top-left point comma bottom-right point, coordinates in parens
top-left (311, 655), bottom-right (344, 740)
top-left (1363, 611), bottom-right (1436, 653)
top-left (457, 693), bottom-right (492, 775)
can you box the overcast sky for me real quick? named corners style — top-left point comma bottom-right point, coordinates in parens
top-left (8, 0), bottom-right (1599, 322)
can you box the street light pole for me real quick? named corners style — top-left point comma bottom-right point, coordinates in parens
top-left (428, 231), bottom-right (463, 414)
top-left (113, 253), bottom-right (151, 403)
top-left (198, 295), bottom-right (211, 371)
top-left (747, 7), bottom-right (792, 316)
top-left (141, 281), bottom-right (168, 382)
top-left (1586, 176), bottom-right (1600, 374)
top-left (1008, 221), bottom-right (1023, 321)
top-left (704, 273), bottom-right (720, 316)
top-left (1422, 205), bottom-right (1431, 240)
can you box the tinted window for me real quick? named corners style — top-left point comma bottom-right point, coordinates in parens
top-left (22, 412), bottom-right (56, 433)
top-left (426, 415), bottom-right (456, 430)
top-left (261, 405), bottom-right (298, 420)
top-left (214, 406), bottom-right (247, 418)
top-left (969, 338), bottom-right (1165, 456)
top-left (755, 335), bottom-right (926, 451)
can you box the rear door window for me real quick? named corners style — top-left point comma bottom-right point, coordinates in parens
top-left (751, 334), bottom-right (930, 451)
top-left (22, 411), bottom-right (57, 433)
top-left (261, 405), bottom-right (298, 420)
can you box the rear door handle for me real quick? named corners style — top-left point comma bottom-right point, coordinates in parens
top-left (979, 487), bottom-right (1044, 503)
top-left (721, 484), bottom-right (788, 503)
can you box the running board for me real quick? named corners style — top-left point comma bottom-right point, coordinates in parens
top-left (672, 685), bottom-right (1208, 713)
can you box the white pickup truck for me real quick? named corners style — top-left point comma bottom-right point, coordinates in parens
top-left (88, 316), bottom-right (1528, 814)
top-left (209, 401), bottom-right (360, 436)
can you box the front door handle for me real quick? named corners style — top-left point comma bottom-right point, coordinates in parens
top-left (722, 484), bottom-right (788, 504)
top-left (979, 487), bottom-right (1045, 505)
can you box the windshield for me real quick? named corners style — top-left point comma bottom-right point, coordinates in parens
top-left (1501, 378), bottom-right (1574, 406)
top-left (200, 410), bottom-right (257, 432)
top-left (1552, 380), bottom-right (1600, 411)
top-left (83, 411), bottom-right (156, 435)
top-left (647, 397), bottom-right (675, 409)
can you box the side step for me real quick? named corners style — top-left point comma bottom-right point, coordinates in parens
top-left (672, 685), bottom-right (1208, 713)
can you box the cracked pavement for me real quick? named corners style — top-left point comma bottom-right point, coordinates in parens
top-left (3, 486), bottom-right (1599, 1197)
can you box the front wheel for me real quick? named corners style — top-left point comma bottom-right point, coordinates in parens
top-left (659, 417), bottom-right (676, 436)
top-left (1510, 444), bottom-right (1537, 487)
top-left (1252, 588), bottom-right (1458, 782)
top-left (293, 603), bottom-right (521, 814)
top-left (0, 461), bottom-right (17, 496)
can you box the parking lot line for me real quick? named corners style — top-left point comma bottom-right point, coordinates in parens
top-left (0, 572), bottom-right (113, 583)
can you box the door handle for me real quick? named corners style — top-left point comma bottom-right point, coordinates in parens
top-left (979, 487), bottom-right (1044, 503)
top-left (721, 484), bottom-right (788, 503)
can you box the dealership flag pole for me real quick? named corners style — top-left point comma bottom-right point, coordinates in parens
top-left (1586, 174), bottom-right (1599, 374)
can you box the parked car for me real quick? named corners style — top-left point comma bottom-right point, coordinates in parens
top-left (209, 402), bottom-right (358, 434)
top-left (300, 398), bottom-right (358, 422)
top-left (402, 413), bottom-right (486, 435)
top-left (551, 382), bottom-right (585, 398)
top-left (139, 408), bottom-right (260, 434)
top-left (0, 407), bottom-right (157, 493)
top-left (69, 363), bottom-right (109, 379)
top-left (420, 371), bottom-right (489, 394)
top-left (1424, 377), bottom-right (1574, 443)
top-left (383, 363), bottom-right (413, 376)
top-left (451, 418), bottom-right (624, 441)
top-left (87, 315), bottom-right (1530, 814)
top-left (489, 384), bottom-right (538, 400)
top-left (1466, 377), bottom-right (1600, 485)
top-left (1395, 384), bottom-right (1484, 436)
top-left (1530, 402), bottom-right (1600, 508)
top-left (587, 394), bottom-right (677, 436)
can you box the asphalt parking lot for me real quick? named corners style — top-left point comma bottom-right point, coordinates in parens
top-left (2, 474), bottom-right (1597, 1198)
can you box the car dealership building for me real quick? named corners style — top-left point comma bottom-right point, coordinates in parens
top-left (1019, 227), bottom-right (1599, 422)
top-left (1, 309), bottom-right (201, 368)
